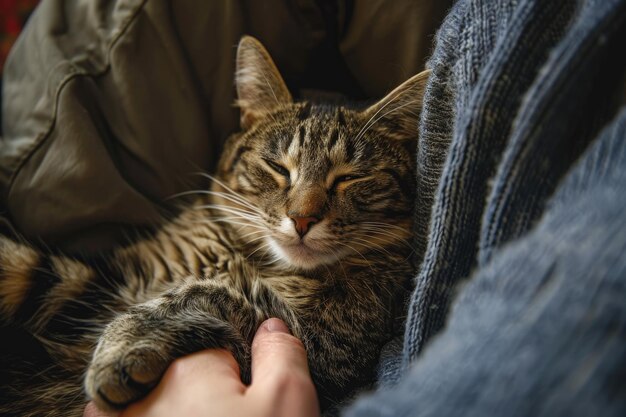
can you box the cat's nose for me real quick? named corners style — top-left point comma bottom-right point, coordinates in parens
top-left (289, 215), bottom-right (319, 238)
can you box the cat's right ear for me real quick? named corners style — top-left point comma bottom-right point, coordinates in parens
top-left (236, 36), bottom-right (292, 129)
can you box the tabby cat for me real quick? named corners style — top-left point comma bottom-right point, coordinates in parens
top-left (0, 36), bottom-right (429, 416)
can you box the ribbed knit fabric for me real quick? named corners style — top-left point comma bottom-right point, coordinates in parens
top-left (345, 0), bottom-right (626, 415)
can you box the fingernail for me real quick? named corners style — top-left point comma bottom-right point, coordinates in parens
top-left (264, 318), bottom-right (290, 334)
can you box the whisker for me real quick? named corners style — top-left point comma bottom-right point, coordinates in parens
top-left (196, 204), bottom-right (261, 221)
top-left (244, 234), bottom-right (271, 246)
top-left (246, 241), bottom-right (274, 260)
top-left (192, 218), bottom-right (266, 231)
top-left (191, 216), bottom-right (263, 226)
top-left (196, 190), bottom-right (263, 215)
top-left (354, 88), bottom-right (415, 143)
top-left (176, 189), bottom-right (264, 215)
top-left (206, 189), bottom-right (263, 213)
top-left (358, 227), bottom-right (414, 249)
top-left (354, 91), bottom-right (404, 143)
top-left (195, 173), bottom-right (261, 210)
top-left (360, 221), bottom-right (409, 232)
top-left (334, 241), bottom-right (377, 275)
top-left (334, 241), bottom-right (370, 265)
top-left (237, 229), bottom-right (271, 240)
top-left (350, 236), bottom-right (393, 257)
top-left (355, 98), bottom-right (422, 142)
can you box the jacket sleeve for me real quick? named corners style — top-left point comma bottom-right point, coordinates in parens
top-left (1, 0), bottom-right (220, 252)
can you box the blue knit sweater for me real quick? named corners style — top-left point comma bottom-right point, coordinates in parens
top-left (346, 0), bottom-right (626, 415)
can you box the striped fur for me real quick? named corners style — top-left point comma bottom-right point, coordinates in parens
top-left (0, 36), bottom-right (429, 416)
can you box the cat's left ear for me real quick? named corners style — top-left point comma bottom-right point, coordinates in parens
top-left (236, 36), bottom-right (293, 129)
top-left (361, 69), bottom-right (431, 141)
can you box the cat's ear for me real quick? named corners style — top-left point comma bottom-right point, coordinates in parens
top-left (235, 36), bottom-right (292, 129)
top-left (361, 69), bottom-right (431, 141)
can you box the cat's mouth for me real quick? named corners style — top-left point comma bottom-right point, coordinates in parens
top-left (268, 238), bottom-right (344, 270)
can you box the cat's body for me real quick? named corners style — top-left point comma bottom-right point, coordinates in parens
top-left (0, 37), bottom-right (429, 416)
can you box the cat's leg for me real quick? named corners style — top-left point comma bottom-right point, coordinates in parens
top-left (0, 236), bottom-right (102, 333)
top-left (0, 228), bottom-right (207, 335)
top-left (0, 236), bottom-right (125, 416)
top-left (84, 275), bottom-right (286, 410)
top-left (0, 236), bottom-right (44, 323)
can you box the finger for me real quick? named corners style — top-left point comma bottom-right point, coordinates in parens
top-left (121, 349), bottom-right (245, 416)
top-left (249, 318), bottom-right (319, 416)
top-left (83, 401), bottom-right (118, 417)
top-left (163, 349), bottom-right (244, 393)
top-left (251, 318), bottom-right (311, 382)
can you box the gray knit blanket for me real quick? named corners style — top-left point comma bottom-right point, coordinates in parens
top-left (346, 0), bottom-right (626, 416)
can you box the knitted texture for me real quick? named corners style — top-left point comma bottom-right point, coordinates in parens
top-left (345, 0), bottom-right (626, 415)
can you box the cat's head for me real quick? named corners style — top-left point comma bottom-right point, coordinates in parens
top-left (214, 36), bottom-right (429, 271)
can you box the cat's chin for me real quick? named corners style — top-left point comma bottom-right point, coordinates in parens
top-left (268, 239), bottom-right (341, 271)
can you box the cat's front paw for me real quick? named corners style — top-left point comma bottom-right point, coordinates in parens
top-left (85, 314), bottom-right (171, 409)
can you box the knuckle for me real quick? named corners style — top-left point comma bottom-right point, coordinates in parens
top-left (160, 364), bottom-right (186, 387)
top-left (217, 350), bottom-right (241, 373)
top-left (165, 356), bottom-right (191, 381)
top-left (167, 349), bottom-right (240, 378)
top-left (267, 368), bottom-right (316, 395)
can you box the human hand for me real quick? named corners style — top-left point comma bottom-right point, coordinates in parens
top-left (83, 318), bottom-right (320, 417)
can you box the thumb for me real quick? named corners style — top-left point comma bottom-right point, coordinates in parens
top-left (249, 318), bottom-right (319, 417)
top-left (250, 318), bottom-right (312, 384)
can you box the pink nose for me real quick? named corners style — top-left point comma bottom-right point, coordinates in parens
top-left (290, 216), bottom-right (319, 237)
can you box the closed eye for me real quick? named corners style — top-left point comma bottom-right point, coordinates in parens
top-left (331, 174), bottom-right (365, 190)
top-left (263, 158), bottom-right (290, 179)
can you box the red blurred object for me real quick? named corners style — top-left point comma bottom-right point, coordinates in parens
top-left (0, 0), bottom-right (40, 73)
